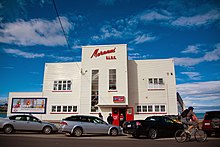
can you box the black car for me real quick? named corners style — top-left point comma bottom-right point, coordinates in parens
top-left (202, 111), bottom-right (220, 136)
top-left (123, 116), bottom-right (184, 139)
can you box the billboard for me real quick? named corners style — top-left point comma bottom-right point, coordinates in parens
top-left (11, 98), bottom-right (47, 114)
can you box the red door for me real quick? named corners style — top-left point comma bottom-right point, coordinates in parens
top-left (126, 107), bottom-right (134, 121)
top-left (112, 108), bottom-right (119, 126)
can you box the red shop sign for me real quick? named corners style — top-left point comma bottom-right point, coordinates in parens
top-left (113, 96), bottom-right (125, 103)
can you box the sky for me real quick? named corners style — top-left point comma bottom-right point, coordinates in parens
top-left (0, 0), bottom-right (220, 113)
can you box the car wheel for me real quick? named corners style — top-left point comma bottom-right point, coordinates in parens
top-left (3, 125), bottom-right (14, 134)
top-left (72, 127), bottom-right (83, 137)
top-left (148, 128), bottom-right (157, 139)
top-left (110, 128), bottom-right (118, 136)
top-left (43, 126), bottom-right (52, 134)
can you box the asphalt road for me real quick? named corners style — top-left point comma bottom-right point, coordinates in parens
top-left (0, 133), bottom-right (220, 147)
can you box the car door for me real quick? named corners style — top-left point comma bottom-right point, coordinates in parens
top-left (160, 117), bottom-right (179, 136)
top-left (11, 115), bottom-right (28, 130)
top-left (92, 117), bottom-right (109, 134)
top-left (25, 116), bottom-right (43, 131)
top-left (80, 116), bottom-right (97, 134)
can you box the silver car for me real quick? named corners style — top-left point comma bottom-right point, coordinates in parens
top-left (0, 114), bottom-right (58, 134)
top-left (60, 115), bottom-right (122, 137)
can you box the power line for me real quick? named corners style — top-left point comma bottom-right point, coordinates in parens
top-left (52, 0), bottom-right (71, 50)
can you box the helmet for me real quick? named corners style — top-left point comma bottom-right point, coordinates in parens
top-left (188, 106), bottom-right (194, 110)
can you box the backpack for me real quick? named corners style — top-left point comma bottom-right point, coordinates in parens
top-left (181, 109), bottom-right (189, 118)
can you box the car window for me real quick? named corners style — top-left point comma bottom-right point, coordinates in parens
top-left (64, 116), bottom-right (78, 121)
top-left (205, 112), bottom-right (220, 120)
top-left (93, 118), bottom-right (106, 124)
top-left (164, 117), bottom-right (174, 124)
top-left (27, 116), bottom-right (39, 122)
top-left (145, 117), bottom-right (159, 121)
top-left (81, 117), bottom-right (89, 122)
top-left (15, 116), bottom-right (27, 121)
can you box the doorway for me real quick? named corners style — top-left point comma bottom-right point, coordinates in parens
top-left (112, 107), bottom-right (134, 126)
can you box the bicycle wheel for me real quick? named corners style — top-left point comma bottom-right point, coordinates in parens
top-left (175, 130), bottom-right (187, 143)
top-left (195, 129), bottom-right (207, 142)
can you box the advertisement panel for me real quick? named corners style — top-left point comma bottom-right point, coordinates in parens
top-left (11, 98), bottom-right (47, 114)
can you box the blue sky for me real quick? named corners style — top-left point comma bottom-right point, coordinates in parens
top-left (0, 0), bottom-right (220, 113)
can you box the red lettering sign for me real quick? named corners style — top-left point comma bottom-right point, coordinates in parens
top-left (113, 96), bottom-right (125, 103)
top-left (90, 48), bottom-right (116, 58)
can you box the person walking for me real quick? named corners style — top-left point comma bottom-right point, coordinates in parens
top-left (107, 113), bottom-right (113, 124)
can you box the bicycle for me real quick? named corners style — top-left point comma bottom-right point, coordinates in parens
top-left (175, 125), bottom-right (207, 143)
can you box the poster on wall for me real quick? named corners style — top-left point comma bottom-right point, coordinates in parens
top-left (11, 98), bottom-right (47, 114)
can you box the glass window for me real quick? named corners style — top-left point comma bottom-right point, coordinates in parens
top-left (63, 106), bottom-right (67, 112)
top-left (148, 105), bottom-right (153, 112)
top-left (155, 105), bottom-right (159, 112)
top-left (137, 106), bottom-right (141, 112)
top-left (149, 78), bottom-right (153, 84)
top-left (52, 106), bottom-right (56, 112)
top-left (161, 105), bottom-right (165, 112)
top-left (53, 80), bottom-right (72, 91)
top-left (91, 70), bottom-right (99, 112)
top-left (73, 106), bottom-right (77, 112)
top-left (109, 69), bottom-right (116, 90)
top-left (143, 106), bottom-right (147, 112)
top-left (57, 106), bottom-right (61, 112)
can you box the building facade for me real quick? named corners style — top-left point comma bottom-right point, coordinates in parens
top-left (7, 44), bottom-right (180, 126)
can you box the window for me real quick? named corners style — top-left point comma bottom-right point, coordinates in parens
top-left (109, 69), bottom-right (116, 90)
top-left (148, 78), bottom-right (164, 89)
top-left (136, 104), bottom-right (166, 113)
top-left (51, 105), bottom-right (77, 113)
top-left (91, 70), bottom-right (99, 112)
top-left (137, 106), bottom-right (141, 112)
top-left (53, 80), bottom-right (72, 91)
top-left (143, 106), bottom-right (147, 112)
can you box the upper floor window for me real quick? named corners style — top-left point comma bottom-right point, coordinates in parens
top-left (148, 78), bottom-right (164, 89)
top-left (109, 69), bottom-right (117, 90)
top-left (136, 104), bottom-right (166, 113)
top-left (53, 80), bottom-right (72, 91)
top-left (91, 70), bottom-right (99, 112)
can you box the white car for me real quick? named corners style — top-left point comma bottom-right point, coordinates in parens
top-left (60, 115), bottom-right (122, 137)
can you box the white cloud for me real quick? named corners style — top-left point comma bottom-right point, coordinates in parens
top-left (177, 81), bottom-right (220, 111)
top-left (181, 72), bottom-right (201, 80)
top-left (139, 10), bottom-right (172, 21)
top-left (171, 10), bottom-right (220, 27)
top-left (0, 17), bottom-right (72, 46)
top-left (174, 43), bottom-right (220, 66)
top-left (181, 45), bottom-right (200, 54)
top-left (4, 48), bottom-right (45, 58)
top-left (129, 34), bottom-right (156, 44)
top-left (4, 48), bottom-right (74, 61)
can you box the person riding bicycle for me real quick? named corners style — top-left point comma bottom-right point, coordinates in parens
top-left (181, 106), bottom-right (199, 133)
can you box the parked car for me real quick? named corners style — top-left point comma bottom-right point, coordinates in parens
top-left (0, 114), bottom-right (58, 134)
top-left (59, 115), bottom-right (122, 137)
top-left (123, 116), bottom-right (184, 139)
top-left (202, 111), bottom-right (220, 136)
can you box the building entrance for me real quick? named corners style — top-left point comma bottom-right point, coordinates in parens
top-left (112, 107), bottom-right (134, 126)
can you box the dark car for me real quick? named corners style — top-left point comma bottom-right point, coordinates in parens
top-left (123, 116), bottom-right (184, 139)
top-left (202, 111), bottom-right (220, 136)
top-left (0, 114), bottom-right (58, 134)
top-left (59, 115), bottom-right (122, 137)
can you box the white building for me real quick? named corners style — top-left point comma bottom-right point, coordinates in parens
top-left (7, 44), bottom-right (182, 126)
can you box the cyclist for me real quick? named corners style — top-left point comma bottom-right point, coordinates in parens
top-left (181, 106), bottom-right (199, 133)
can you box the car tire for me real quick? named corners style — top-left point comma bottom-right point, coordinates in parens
top-left (3, 125), bottom-right (14, 134)
top-left (43, 126), bottom-right (52, 134)
top-left (110, 128), bottom-right (118, 136)
top-left (148, 128), bottom-right (157, 139)
top-left (72, 127), bottom-right (83, 137)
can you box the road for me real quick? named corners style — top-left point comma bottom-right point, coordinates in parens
top-left (0, 133), bottom-right (219, 147)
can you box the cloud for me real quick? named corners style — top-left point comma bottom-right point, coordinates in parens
top-left (4, 48), bottom-right (74, 61)
top-left (139, 10), bottom-right (172, 22)
top-left (174, 43), bottom-right (220, 66)
top-left (171, 10), bottom-right (220, 27)
top-left (177, 81), bottom-right (220, 112)
top-left (181, 72), bottom-right (201, 80)
top-left (4, 48), bottom-right (45, 59)
top-left (181, 45), bottom-right (200, 54)
top-left (129, 34), bottom-right (156, 44)
top-left (0, 17), bottom-right (72, 46)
